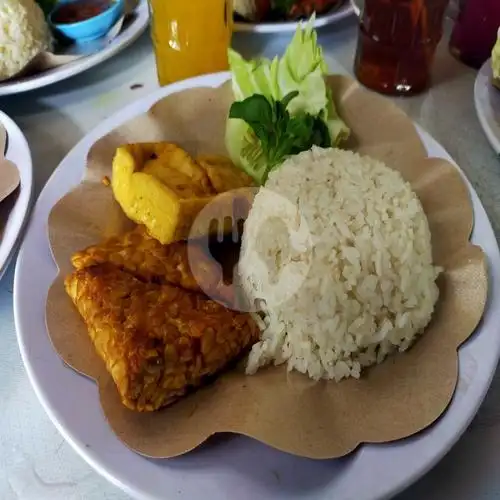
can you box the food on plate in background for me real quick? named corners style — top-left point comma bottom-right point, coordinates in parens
top-left (233, 0), bottom-right (270, 20)
top-left (111, 143), bottom-right (254, 245)
top-left (148, 0), bottom-right (233, 86)
top-left (492, 29), bottom-right (500, 90)
top-left (226, 19), bottom-right (349, 184)
top-left (3, 0), bottom-right (135, 85)
top-left (65, 263), bottom-right (258, 412)
top-left (240, 147), bottom-right (441, 380)
top-left (234, 0), bottom-right (343, 22)
top-left (284, 0), bottom-right (343, 19)
top-left (0, 0), bottom-right (52, 81)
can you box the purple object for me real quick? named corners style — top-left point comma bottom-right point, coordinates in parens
top-left (449, 0), bottom-right (500, 69)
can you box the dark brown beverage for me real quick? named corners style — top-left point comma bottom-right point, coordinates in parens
top-left (354, 0), bottom-right (450, 96)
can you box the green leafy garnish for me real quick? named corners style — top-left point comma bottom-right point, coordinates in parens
top-left (229, 91), bottom-right (331, 184)
top-left (226, 17), bottom-right (350, 185)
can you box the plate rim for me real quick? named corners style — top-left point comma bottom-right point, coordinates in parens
top-left (14, 72), bottom-right (500, 500)
top-left (474, 58), bottom-right (500, 154)
top-left (0, 111), bottom-right (34, 281)
top-left (234, 1), bottom-right (354, 33)
top-left (0, 0), bottom-right (149, 97)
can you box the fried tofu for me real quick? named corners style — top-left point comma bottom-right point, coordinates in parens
top-left (123, 142), bottom-right (214, 195)
top-left (196, 154), bottom-right (255, 193)
top-left (112, 143), bottom-right (215, 245)
top-left (111, 143), bottom-right (254, 245)
top-left (65, 264), bottom-right (258, 412)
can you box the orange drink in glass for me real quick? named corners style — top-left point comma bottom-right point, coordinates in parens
top-left (148, 0), bottom-right (233, 86)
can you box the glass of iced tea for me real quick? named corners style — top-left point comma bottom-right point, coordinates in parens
top-left (148, 0), bottom-right (233, 86)
top-left (352, 0), bottom-right (450, 96)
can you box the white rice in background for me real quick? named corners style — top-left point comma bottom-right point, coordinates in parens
top-left (0, 0), bottom-right (52, 82)
top-left (239, 147), bottom-right (441, 381)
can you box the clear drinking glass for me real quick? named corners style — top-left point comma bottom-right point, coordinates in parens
top-left (148, 0), bottom-right (233, 86)
top-left (352, 0), bottom-right (450, 96)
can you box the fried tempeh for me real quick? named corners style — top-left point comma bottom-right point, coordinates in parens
top-left (65, 264), bottom-right (259, 412)
top-left (72, 226), bottom-right (202, 291)
top-left (71, 225), bottom-right (236, 305)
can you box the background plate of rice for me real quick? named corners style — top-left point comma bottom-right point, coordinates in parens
top-left (14, 72), bottom-right (500, 500)
top-left (0, 0), bottom-right (149, 96)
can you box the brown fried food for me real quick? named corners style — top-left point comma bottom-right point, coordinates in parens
top-left (71, 225), bottom-right (236, 305)
top-left (196, 154), bottom-right (255, 193)
top-left (65, 264), bottom-right (258, 412)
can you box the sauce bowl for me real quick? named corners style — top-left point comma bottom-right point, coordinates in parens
top-left (49, 0), bottom-right (125, 44)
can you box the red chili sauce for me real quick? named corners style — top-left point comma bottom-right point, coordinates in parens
top-left (52, 0), bottom-right (114, 24)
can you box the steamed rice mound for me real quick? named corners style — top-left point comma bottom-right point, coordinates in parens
top-left (240, 147), bottom-right (441, 381)
top-left (0, 0), bottom-right (52, 81)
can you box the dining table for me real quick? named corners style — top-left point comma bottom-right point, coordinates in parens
top-left (1, 14), bottom-right (500, 500)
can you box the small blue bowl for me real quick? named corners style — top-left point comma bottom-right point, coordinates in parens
top-left (49, 0), bottom-right (125, 44)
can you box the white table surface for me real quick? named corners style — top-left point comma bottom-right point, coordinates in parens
top-left (1, 16), bottom-right (500, 500)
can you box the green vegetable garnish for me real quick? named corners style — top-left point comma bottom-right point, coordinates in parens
top-left (229, 91), bottom-right (331, 184)
top-left (226, 17), bottom-right (350, 185)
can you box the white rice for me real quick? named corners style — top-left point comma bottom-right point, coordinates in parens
top-left (239, 147), bottom-right (441, 381)
top-left (0, 0), bottom-right (52, 82)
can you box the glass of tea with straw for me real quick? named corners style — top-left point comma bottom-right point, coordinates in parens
top-left (352, 0), bottom-right (450, 96)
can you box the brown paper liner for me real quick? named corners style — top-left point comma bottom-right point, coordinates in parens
top-left (45, 75), bottom-right (487, 459)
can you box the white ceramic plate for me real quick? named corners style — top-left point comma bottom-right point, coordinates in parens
top-left (0, 0), bottom-right (149, 97)
top-left (234, 1), bottom-right (354, 33)
top-left (14, 72), bottom-right (500, 500)
top-left (0, 112), bottom-right (33, 281)
top-left (474, 59), bottom-right (500, 154)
